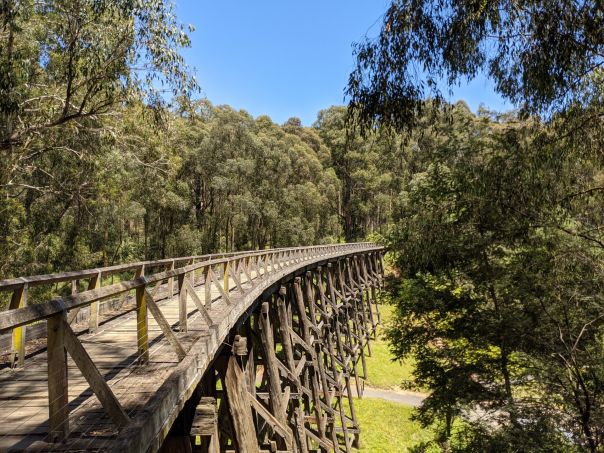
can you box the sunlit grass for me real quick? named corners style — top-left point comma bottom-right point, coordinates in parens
top-left (364, 303), bottom-right (417, 390)
top-left (353, 397), bottom-right (433, 452)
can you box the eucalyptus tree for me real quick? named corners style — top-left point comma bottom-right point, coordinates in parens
top-left (0, 0), bottom-right (196, 277)
top-left (387, 103), bottom-right (604, 452)
top-left (315, 105), bottom-right (397, 240)
top-left (347, 0), bottom-right (604, 132)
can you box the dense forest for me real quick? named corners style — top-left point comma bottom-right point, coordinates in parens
top-left (0, 96), bottom-right (402, 278)
top-left (1, 0), bottom-right (603, 452)
top-left (0, 1), bottom-right (397, 279)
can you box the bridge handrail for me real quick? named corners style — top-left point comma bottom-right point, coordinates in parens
top-left (0, 247), bottom-right (300, 292)
top-left (0, 243), bottom-right (381, 333)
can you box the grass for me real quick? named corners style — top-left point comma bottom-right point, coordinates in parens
top-left (270, 299), bottom-right (429, 452)
top-left (353, 397), bottom-right (433, 452)
top-left (364, 304), bottom-right (417, 391)
top-left (343, 301), bottom-right (435, 452)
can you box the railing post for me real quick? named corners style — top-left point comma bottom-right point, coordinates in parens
top-left (88, 271), bottom-right (102, 333)
top-left (136, 284), bottom-right (149, 364)
top-left (223, 261), bottom-right (229, 292)
top-left (47, 311), bottom-right (69, 442)
top-left (179, 272), bottom-right (187, 332)
top-left (167, 260), bottom-right (175, 297)
top-left (204, 266), bottom-right (212, 308)
top-left (9, 283), bottom-right (28, 368)
top-left (134, 264), bottom-right (145, 286)
top-left (190, 259), bottom-right (196, 286)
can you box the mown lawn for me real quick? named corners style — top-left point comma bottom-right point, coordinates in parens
top-left (343, 301), bottom-right (435, 452)
top-left (364, 304), bottom-right (417, 390)
top-left (353, 397), bottom-right (433, 452)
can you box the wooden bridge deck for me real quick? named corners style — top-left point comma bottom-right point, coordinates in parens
top-left (0, 244), bottom-right (384, 452)
top-left (1, 273), bottom-right (234, 451)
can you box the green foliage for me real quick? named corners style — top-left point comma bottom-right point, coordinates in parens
top-left (0, 0), bottom-right (196, 277)
top-left (347, 0), bottom-right (604, 132)
top-left (0, 99), bottom-right (347, 284)
top-left (314, 106), bottom-right (400, 240)
top-left (386, 103), bottom-right (604, 451)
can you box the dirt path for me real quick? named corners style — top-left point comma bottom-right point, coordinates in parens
top-left (362, 386), bottom-right (427, 407)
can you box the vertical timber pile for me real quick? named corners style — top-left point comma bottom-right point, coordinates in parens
top-left (187, 250), bottom-right (384, 452)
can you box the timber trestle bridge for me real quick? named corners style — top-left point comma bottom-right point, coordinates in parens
top-left (0, 243), bottom-right (385, 452)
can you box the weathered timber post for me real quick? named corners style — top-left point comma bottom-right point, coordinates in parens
top-left (9, 283), bottom-right (27, 368)
top-left (186, 259), bottom-right (193, 285)
top-left (317, 272), bottom-right (352, 451)
top-left (223, 262), bottom-right (229, 294)
top-left (178, 272), bottom-right (187, 332)
top-left (47, 311), bottom-right (69, 442)
top-left (224, 352), bottom-right (259, 453)
top-left (294, 277), bottom-right (332, 451)
top-left (276, 287), bottom-right (309, 453)
top-left (328, 263), bottom-right (361, 449)
top-left (305, 273), bottom-right (334, 392)
top-left (88, 271), bottom-right (102, 333)
top-left (167, 260), bottom-right (176, 298)
top-left (136, 283), bottom-right (150, 364)
top-left (204, 266), bottom-right (212, 308)
top-left (331, 263), bottom-right (362, 399)
top-left (258, 302), bottom-right (286, 419)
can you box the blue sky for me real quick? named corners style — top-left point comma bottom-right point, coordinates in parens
top-left (175, 1), bottom-right (512, 126)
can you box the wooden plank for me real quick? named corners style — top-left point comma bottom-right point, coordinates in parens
top-left (61, 317), bottom-right (130, 428)
top-left (190, 397), bottom-right (217, 436)
top-left (47, 312), bottom-right (69, 442)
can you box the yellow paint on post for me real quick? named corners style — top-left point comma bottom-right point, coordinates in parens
top-left (10, 284), bottom-right (27, 368)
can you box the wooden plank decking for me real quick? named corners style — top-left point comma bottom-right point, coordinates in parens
top-left (0, 275), bottom-right (228, 451)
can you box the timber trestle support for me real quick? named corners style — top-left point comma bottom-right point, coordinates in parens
top-left (0, 243), bottom-right (384, 452)
top-left (177, 258), bottom-right (384, 453)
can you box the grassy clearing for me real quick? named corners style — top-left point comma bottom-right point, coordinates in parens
top-left (353, 397), bottom-right (433, 452)
top-left (364, 303), bottom-right (417, 390)
top-left (345, 301), bottom-right (434, 452)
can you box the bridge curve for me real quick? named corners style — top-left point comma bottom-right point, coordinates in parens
top-left (0, 243), bottom-right (385, 452)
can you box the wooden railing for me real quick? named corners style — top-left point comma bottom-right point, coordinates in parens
top-left (0, 242), bottom-right (384, 446)
top-left (0, 249), bottom-right (256, 368)
top-left (0, 244), bottom-right (377, 368)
